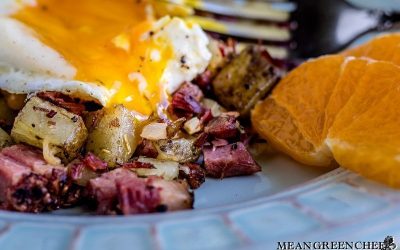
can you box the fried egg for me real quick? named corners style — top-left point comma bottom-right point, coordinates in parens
top-left (0, 0), bottom-right (211, 115)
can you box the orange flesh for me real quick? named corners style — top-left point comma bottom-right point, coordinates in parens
top-left (271, 55), bottom-right (345, 149)
top-left (13, 0), bottom-right (173, 115)
top-left (343, 33), bottom-right (400, 66)
top-left (252, 33), bottom-right (400, 187)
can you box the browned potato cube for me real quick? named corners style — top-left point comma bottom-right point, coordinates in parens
top-left (11, 97), bottom-right (88, 162)
top-left (212, 45), bottom-right (282, 117)
top-left (86, 105), bottom-right (139, 167)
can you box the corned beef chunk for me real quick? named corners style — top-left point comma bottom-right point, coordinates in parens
top-left (10, 173), bottom-right (51, 213)
top-left (203, 142), bottom-right (261, 178)
top-left (116, 175), bottom-right (162, 214)
top-left (171, 82), bottom-right (204, 117)
top-left (211, 138), bottom-right (229, 147)
top-left (82, 153), bottom-right (108, 171)
top-left (199, 109), bottom-right (213, 126)
top-left (67, 154), bottom-right (108, 187)
top-left (194, 69), bottom-right (213, 91)
top-left (86, 168), bottom-right (131, 215)
top-left (0, 154), bottom-right (31, 208)
top-left (179, 163), bottom-right (205, 189)
top-left (0, 144), bottom-right (81, 212)
top-left (122, 161), bottom-right (154, 169)
top-left (205, 115), bottom-right (239, 140)
top-left (36, 91), bottom-right (86, 115)
top-left (151, 178), bottom-right (193, 211)
top-left (87, 168), bottom-right (193, 215)
top-left (134, 139), bottom-right (158, 158)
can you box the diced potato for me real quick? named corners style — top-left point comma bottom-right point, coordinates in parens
top-left (11, 97), bottom-right (88, 162)
top-left (0, 127), bottom-right (12, 149)
top-left (86, 105), bottom-right (139, 167)
top-left (131, 157), bottom-right (180, 181)
top-left (154, 138), bottom-right (201, 163)
top-left (212, 45), bottom-right (282, 117)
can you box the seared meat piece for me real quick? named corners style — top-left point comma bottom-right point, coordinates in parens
top-left (122, 161), bottom-right (154, 169)
top-left (194, 132), bottom-right (209, 148)
top-left (37, 92), bottom-right (86, 116)
top-left (82, 153), bottom-right (108, 171)
top-left (116, 175), bottom-right (162, 214)
top-left (86, 168), bottom-right (130, 215)
top-left (179, 163), bottom-right (206, 189)
top-left (10, 172), bottom-right (52, 213)
top-left (171, 82), bottom-right (204, 117)
top-left (134, 139), bottom-right (158, 158)
top-left (205, 115), bottom-right (239, 140)
top-left (68, 153), bottom-right (108, 187)
top-left (211, 138), bottom-right (229, 147)
top-left (87, 168), bottom-right (193, 215)
top-left (200, 109), bottom-right (213, 125)
top-left (1, 144), bottom-right (64, 175)
top-left (212, 45), bottom-right (282, 117)
top-left (0, 154), bottom-right (31, 207)
top-left (203, 142), bottom-right (261, 178)
top-left (0, 144), bottom-right (81, 212)
top-left (151, 178), bottom-right (193, 211)
top-left (195, 69), bottom-right (213, 91)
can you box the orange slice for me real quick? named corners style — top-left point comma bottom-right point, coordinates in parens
top-left (252, 54), bottom-right (400, 187)
top-left (252, 55), bottom-right (345, 166)
top-left (343, 33), bottom-right (400, 66)
top-left (327, 61), bottom-right (400, 187)
top-left (252, 33), bottom-right (400, 187)
top-left (252, 98), bottom-right (327, 166)
top-left (323, 58), bottom-right (370, 137)
top-left (272, 55), bottom-right (345, 150)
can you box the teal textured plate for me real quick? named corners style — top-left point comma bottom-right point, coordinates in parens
top-left (1, 2), bottom-right (400, 250)
top-left (0, 154), bottom-right (400, 250)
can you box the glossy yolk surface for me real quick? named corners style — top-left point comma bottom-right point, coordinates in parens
top-left (13, 0), bottom-right (173, 115)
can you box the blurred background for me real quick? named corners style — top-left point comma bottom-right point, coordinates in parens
top-left (155, 0), bottom-right (400, 64)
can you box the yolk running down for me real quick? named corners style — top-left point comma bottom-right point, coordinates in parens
top-left (13, 0), bottom-right (173, 115)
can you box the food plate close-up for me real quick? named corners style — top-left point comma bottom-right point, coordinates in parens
top-left (0, 0), bottom-right (400, 249)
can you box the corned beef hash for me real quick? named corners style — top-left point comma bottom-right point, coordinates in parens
top-left (0, 0), bottom-right (282, 215)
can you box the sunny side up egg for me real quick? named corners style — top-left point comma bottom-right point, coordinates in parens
top-left (0, 0), bottom-right (211, 115)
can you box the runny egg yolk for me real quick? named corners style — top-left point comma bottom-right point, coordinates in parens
top-left (13, 0), bottom-right (173, 115)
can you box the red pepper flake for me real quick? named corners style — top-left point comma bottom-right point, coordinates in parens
top-left (46, 110), bottom-right (57, 118)
top-left (33, 106), bottom-right (50, 113)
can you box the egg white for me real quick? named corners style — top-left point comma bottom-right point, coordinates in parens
top-left (0, 5), bottom-right (211, 109)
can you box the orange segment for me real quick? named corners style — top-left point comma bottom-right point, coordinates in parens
top-left (251, 98), bottom-right (331, 166)
top-left (343, 33), bottom-right (400, 66)
top-left (260, 56), bottom-right (345, 166)
top-left (272, 55), bottom-right (345, 154)
top-left (323, 58), bottom-right (370, 137)
top-left (252, 33), bottom-right (400, 187)
top-left (327, 61), bottom-right (400, 187)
